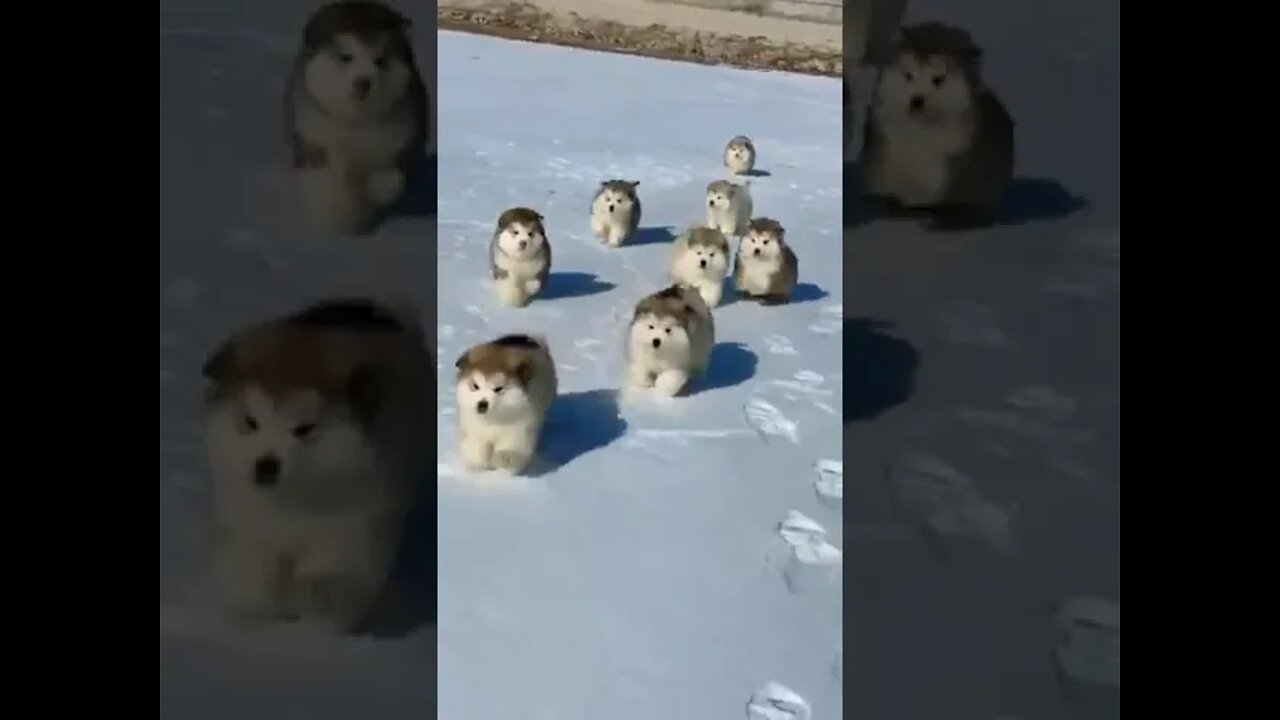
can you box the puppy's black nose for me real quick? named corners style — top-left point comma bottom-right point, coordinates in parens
top-left (699, 259), bottom-right (707, 269)
top-left (353, 77), bottom-right (373, 98)
top-left (753, 249), bottom-right (761, 257)
top-left (708, 199), bottom-right (715, 207)
top-left (476, 399), bottom-right (489, 414)
top-left (909, 95), bottom-right (924, 112)
top-left (607, 204), bottom-right (615, 213)
top-left (518, 240), bottom-right (527, 250)
top-left (651, 338), bottom-right (662, 349)
top-left (254, 455), bottom-right (280, 487)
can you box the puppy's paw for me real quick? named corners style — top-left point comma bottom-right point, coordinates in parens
top-left (296, 575), bottom-right (364, 633)
top-left (367, 169), bottom-right (406, 206)
top-left (493, 280), bottom-right (527, 307)
top-left (460, 438), bottom-right (493, 472)
top-left (523, 279), bottom-right (543, 297)
top-left (654, 369), bottom-right (689, 397)
top-left (492, 449), bottom-right (532, 474)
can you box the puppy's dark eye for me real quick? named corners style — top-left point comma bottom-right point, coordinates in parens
top-left (338, 52), bottom-right (354, 64)
top-left (470, 381), bottom-right (480, 391)
top-left (374, 56), bottom-right (388, 70)
top-left (648, 325), bottom-right (655, 330)
top-left (494, 386), bottom-right (504, 394)
top-left (292, 423), bottom-right (317, 439)
top-left (665, 328), bottom-right (672, 335)
top-left (932, 74), bottom-right (946, 87)
top-left (242, 414), bottom-right (258, 432)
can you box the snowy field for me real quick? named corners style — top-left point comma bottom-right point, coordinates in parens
top-left (435, 31), bottom-right (843, 719)
top-left (845, 1), bottom-right (1121, 719)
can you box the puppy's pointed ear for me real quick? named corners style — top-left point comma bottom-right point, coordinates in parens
top-left (629, 181), bottom-right (640, 188)
top-left (514, 362), bottom-right (533, 386)
top-left (454, 350), bottom-right (470, 370)
top-left (202, 338), bottom-right (238, 382)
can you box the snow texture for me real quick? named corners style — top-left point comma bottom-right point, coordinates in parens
top-left (435, 30), bottom-right (842, 720)
top-left (845, 1), bottom-right (1120, 718)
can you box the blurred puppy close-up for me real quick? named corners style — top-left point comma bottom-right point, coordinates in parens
top-left (285, 0), bottom-right (429, 234)
top-left (202, 297), bottom-right (432, 633)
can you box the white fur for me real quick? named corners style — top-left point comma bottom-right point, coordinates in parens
top-left (735, 231), bottom-right (785, 296)
top-left (705, 183), bottom-right (753, 238)
top-left (724, 141), bottom-right (756, 175)
top-left (590, 188), bottom-right (639, 247)
top-left (491, 222), bottom-right (549, 307)
top-left (669, 234), bottom-right (729, 308)
top-left (205, 384), bottom-right (418, 632)
top-left (291, 33), bottom-right (420, 231)
top-left (625, 295), bottom-right (714, 398)
top-left (456, 348), bottom-right (558, 474)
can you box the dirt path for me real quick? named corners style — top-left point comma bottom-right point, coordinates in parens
top-left (438, 0), bottom-right (843, 77)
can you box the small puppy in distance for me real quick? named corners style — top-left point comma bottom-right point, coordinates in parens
top-left (590, 180), bottom-right (642, 248)
top-left (490, 207), bottom-right (552, 307)
top-left (625, 285), bottom-right (714, 398)
top-left (455, 334), bottom-right (558, 475)
top-left (705, 180), bottom-right (753, 239)
top-left (734, 218), bottom-right (798, 305)
top-left (668, 225), bottom-right (731, 309)
top-left (724, 136), bottom-right (756, 175)
top-left (202, 297), bottom-right (432, 633)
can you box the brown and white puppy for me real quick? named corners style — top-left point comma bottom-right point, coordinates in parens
top-left (490, 208), bottom-right (552, 307)
top-left (669, 225), bottom-right (732, 308)
top-left (625, 285), bottom-right (715, 398)
top-left (861, 21), bottom-right (1015, 231)
top-left (202, 297), bottom-right (432, 633)
top-left (589, 180), bottom-right (642, 248)
top-left (734, 218), bottom-right (799, 305)
top-left (705, 179), bottom-right (753, 239)
top-left (724, 136), bottom-right (756, 175)
top-left (285, 1), bottom-right (429, 234)
top-left (455, 334), bottom-right (558, 474)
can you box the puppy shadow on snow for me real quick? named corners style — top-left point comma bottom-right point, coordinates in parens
top-left (689, 342), bottom-right (758, 394)
top-left (739, 168), bottom-right (772, 178)
top-left (527, 389), bottom-right (628, 476)
top-left (628, 226), bottom-right (677, 247)
top-left (361, 473), bottom-right (436, 639)
top-left (539, 271), bottom-right (615, 301)
top-left (845, 318), bottom-right (921, 424)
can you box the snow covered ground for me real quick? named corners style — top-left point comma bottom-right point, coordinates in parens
top-left (845, 2), bottom-right (1121, 719)
top-left (435, 31), bottom-right (843, 720)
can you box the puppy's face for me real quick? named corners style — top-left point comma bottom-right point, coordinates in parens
top-left (496, 220), bottom-right (545, 260)
top-left (630, 311), bottom-right (691, 365)
top-left (677, 239), bottom-right (728, 279)
top-left (725, 141), bottom-right (754, 164)
top-left (303, 32), bottom-right (413, 119)
top-left (456, 368), bottom-right (533, 422)
top-left (742, 229), bottom-right (783, 263)
top-left (706, 185), bottom-right (736, 211)
top-left (596, 186), bottom-right (636, 216)
top-left (207, 384), bottom-right (374, 491)
top-left (878, 52), bottom-right (974, 123)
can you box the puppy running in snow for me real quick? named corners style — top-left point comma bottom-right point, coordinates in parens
top-left (589, 180), bottom-right (642, 248)
top-left (202, 297), bottom-right (432, 633)
top-left (284, 1), bottom-right (429, 234)
top-left (455, 334), bottom-right (558, 475)
top-left (733, 217), bottom-right (798, 305)
top-left (625, 285), bottom-right (714, 398)
top-left (861, 21), bottom-right (1015, 230)
top-left (668, 225), bottom-right (731, 309)
top-left (705, 179), bottom-right (753, 238)
top-left (490, 207), bottom-right (552, 307)
top-left (723, 135), bottom-right (756, 175)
